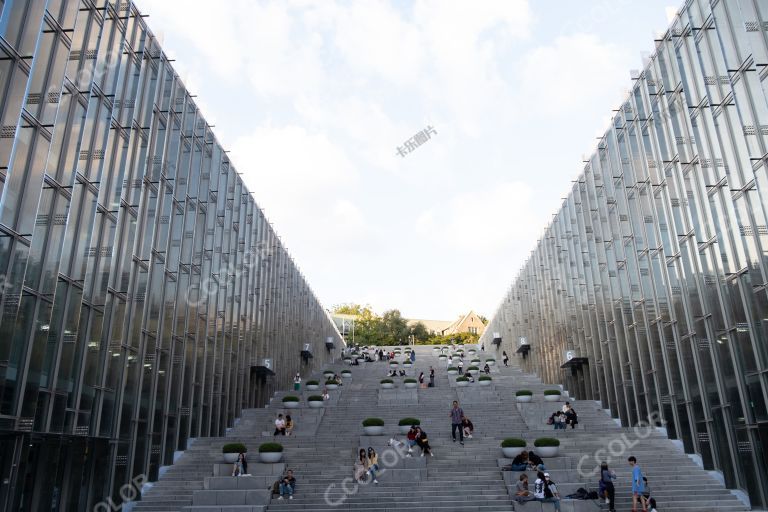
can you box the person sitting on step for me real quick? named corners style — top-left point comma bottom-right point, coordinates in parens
top-left (463, 370), bottom-right (474, 383)
top-left (354, 449), bottom-right (367, 483)
top-left (415, 427), bottom-right (433, 456)
top-left (277, 469), bottom-right (296, 500)
top-left (533, 472), bottom-right (561, 511)
top-left (483, 363), bottom-right (491, 375)
top-left (564, 405), bottom-right (578, 429)
top-left (515, 473), bottom-right (535, 502)
top-left (553, 411), bottom-right (566, 430)
top-left (527, 450), bottom-right (546, 471)
top-left (285, 415), bottom-right (294, 436)
top-left (274, 414), bottom-right (286, 436)
top-left (510, 451), bottom-right (529, 471)
top-left (461, 415), bottom-right (474, 439)
top-left (406, 426), bottom-right (418, 456)
top-left (366, 447), bottom-right (380, 484)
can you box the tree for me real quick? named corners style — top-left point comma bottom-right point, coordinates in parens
top-left (409, 322), bottom-right (431, 343)
top-left (380, 309), bottom-right (410, 346)
top-left (478, 315), bottom-right (489, 325)
top-left (332, 303), bottom-right (373, 316)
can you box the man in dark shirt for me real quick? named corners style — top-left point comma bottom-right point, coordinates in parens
top-left (278, 469), bottom-right (296, 500)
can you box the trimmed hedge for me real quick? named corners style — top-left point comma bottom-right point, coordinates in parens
top-left (485, 358), bottom-right (496, 362)
top-left (447, 367), bottom-right (458, 371)
top-left (501, 438), bottom-right (526, 448)
top-left (467, 366), bottom-right (479, 371)
top-left (306, 380), bottom-right (319, 386)
top-left (398, 418), bottom-right (421, 426)
top-left (282, 395), bottom-right (300, 402)
top-left (307, 395), bottom-right (324, 402)
top-left (534, 438), bottom-right (561, 447)
top-left (404, 378), bottom-right (417, 383)
top-left (223, 443), bottom-right (247, 454)
top-left (258, 442), bottom-right (284, 453)
top-left (479, 375), bottom-right (492, 381)
top-left (325, 379), bottom-right (338, 385)
top-left (380, 379), bottom-right (394, 384)
top-left (456, 376), bottom-right (469, 382)
top-left (516, 390), bottom-right (533, 396)
top-left (362, 418), bottom-right (385, 427)
top-left (543, 389), bottom-right (562, 396)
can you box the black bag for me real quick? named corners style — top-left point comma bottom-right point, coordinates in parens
top-left (565, 487), bottom-right (588, 500)
top-left (587, 491), bottom-right (599, 500)
top-left (271, 480), bottom-right (280, 495)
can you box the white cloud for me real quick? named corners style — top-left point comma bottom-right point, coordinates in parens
top-left (519, 34), bottom-right (629, 118)
top-left (416, 182), bottom-right (541, 252)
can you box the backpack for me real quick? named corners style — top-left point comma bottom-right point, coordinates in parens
top-left (271, 480), bottom-right (280, 495)
top-left (565, 487), bottom-right (588, 500)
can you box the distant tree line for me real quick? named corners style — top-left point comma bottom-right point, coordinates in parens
top-left (332, 303), bottom-right (482, 346)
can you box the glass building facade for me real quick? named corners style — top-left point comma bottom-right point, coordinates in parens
top-left (482, 0), bottom-right (768, 507)
top-left (0, 1), bottom-right (342, 510)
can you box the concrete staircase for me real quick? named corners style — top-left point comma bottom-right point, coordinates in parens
top-left (132, 346), bottom-right (750, 512)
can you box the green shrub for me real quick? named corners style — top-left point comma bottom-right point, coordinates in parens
top-left (282, 395), bottom-right (299, 402)
top-left (398, 417), bottom-right (421, 426)
top-left (447, 366), bottom-right (458, 371)
top-left (323, 370), bottom-right (334, 375)
top-left (325, 379), bottom-right (338, 385)
top-left (467, 366), bottom-right (479, 371)
top-left (471, 359), bottom-right (481, 364)
top-left (389, 361), bottom-right (398, 365)
top-left (380, 379), bottom-right (394, 384)
top-left (404, 378), bottom-right (417, 383)
top-left (223, 443), bottom-right (247, 454)
top-left (307, 395), bottom-right (324, 401)
top-left (479, 375), bottom-right (492, 381)
top-left (362, 418), bottom-right (385, 427)
top-left (258, 442), bottom-right (283, 453)
top-left (306, 380), bottom-right (319, 386)
top-left (485, 358), bottom-right (496, 362)
top-left (341, 370), bottom-right (352, 374)
top-left (543, 389), bottom-right (562, 396)
top-left (516, 390), bottom-right (533, 396)
top-left (534, 438), bottom-right (561, 447)
top-left (501, 438), bottom-right (526, 448)
top-left (456, 376), bottom-right (469, 382)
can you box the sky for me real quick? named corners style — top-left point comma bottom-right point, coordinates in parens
top-left (137, 0), bottom-right (678, 321)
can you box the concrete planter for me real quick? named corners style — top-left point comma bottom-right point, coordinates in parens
top-left (399, 425), bottom-right (412, 434)
top-left (389, 362), bottom-right (399, 368)
top-left (404, 382), bottom-right (417, 389)
top-left (282, 401), bottom-right (299, 409)
top-left (447, 369), bottom-right (458, 375)
top-left (403, 362), bottom-right (413, 368)
top-left (438, 355), bottom-right (447, 360)
top-left (380, 383), bottom-right (395, 389)
top-left (326, 384), bottom-right (339, 390)
top-left (468, 369), bottom-right (479, 376)
top-left (456, 380), bottom-right (469, 387)
top-left (343, 358), bottom-right (352, 363)
top-left (544, 394), bottom-right (561, 402)
top-left (516, 395), bottom-right (533, 403)
top-left (537, 446), bottom-right (559, 457)
top-left (259, 452), bottom-right (283, 463)
top-left (468, 349), bottom-right (477, 356)
top-left (363, 426), bottom-right (384, 436)
top-left (306, 384), bottom-right (319, 391)
top-left (485, 360), bottom-right (496, 366)
top-left (323, 372), bottom-right (334, 379)
top-left (356, 358), bottom-right (365, 363)
top-left (502, 447), bottom-right (525, 458)
top-left (308, 401), bottom-right (324, 408)
top-left (479, 379), bottom-right (492, 386)
top-left (223, 453), bottom-right (239, 463)
top-left (341, 372), bottom-right (352, 378)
